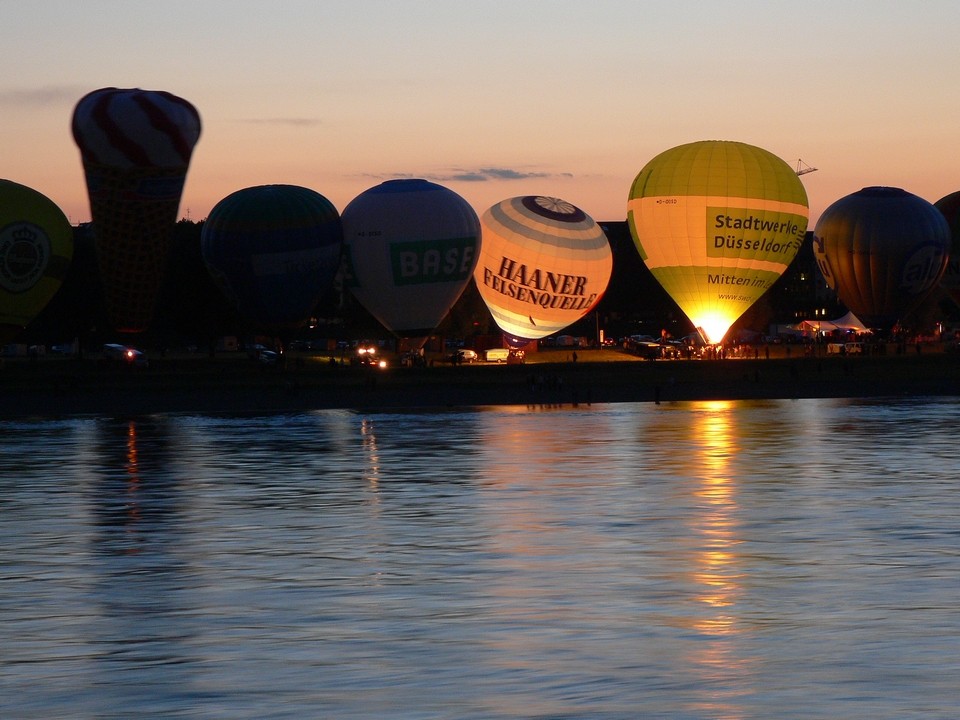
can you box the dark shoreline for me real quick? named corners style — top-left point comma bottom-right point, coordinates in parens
top-left (2, 350), bottom-right (959, 419)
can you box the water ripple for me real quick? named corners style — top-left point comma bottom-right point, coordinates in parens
top-left (2, 398), bottom-right (958, 719)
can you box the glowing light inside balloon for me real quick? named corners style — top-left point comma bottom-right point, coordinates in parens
top-left (628, 140), bottom-right (809, 345)
top-left (474, 196), bottom-right (612, 342)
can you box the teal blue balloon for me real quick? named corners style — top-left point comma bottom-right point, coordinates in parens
top-left (201, 185), bottom-right (343, 330)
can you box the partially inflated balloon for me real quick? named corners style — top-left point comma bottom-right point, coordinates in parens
top-left (813, 187), bottom-right (949, 329)
top-left (934, 191), bottom-right (960, 309)
top-left (201, 185), bottom-right (343, 330)
top-left (474, 196), bottom-right (612, 344)
top-left (0, 180), bottom-right (73, 342)
top-left (341, 179), bottom-right (480, 345)
top-left (72, 87), bottom-right (201, 333)
top-left (627, 141), bottom-right (809, 344)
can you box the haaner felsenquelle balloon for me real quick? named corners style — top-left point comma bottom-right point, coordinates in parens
top-left (341, 179), bottom-right (480, 347)
top-left (201, 185), bottom-right (343, 331)
top-left (72, 87), bottom-right (201, 333)
top-left (813, 187), bottom-right (950, 329)
top-left (627, 140), bottom-right (809, 344)
top-left (0, 180), bottom-right (73, 343)
top-left (474, 195), bottom-right (612, 344)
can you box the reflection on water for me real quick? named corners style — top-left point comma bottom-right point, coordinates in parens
top-left (2, 398), bottom-right (959, 719)
top-left (686, 402), bottom-right (750, 719)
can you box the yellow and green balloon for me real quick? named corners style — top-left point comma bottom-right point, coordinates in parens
top-left (627, 140), bottom-right (809, 344)
top-left (0, 180), bottom-right (73, 343)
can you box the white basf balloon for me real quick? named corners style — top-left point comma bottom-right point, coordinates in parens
top-left (341, 179), bottom-right (480, 342)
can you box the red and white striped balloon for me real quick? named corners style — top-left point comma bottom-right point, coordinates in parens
top-left (71, 87), bottom-right (201, 169)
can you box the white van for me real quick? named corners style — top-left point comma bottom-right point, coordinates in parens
top-left (826, 342), bottom-right (863, 355)
top-left (484, 348), bottom-right (509, 363)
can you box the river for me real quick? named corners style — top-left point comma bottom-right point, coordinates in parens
top-left (2, 397), bottom-right (958, 719)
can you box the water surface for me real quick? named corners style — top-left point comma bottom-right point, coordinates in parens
top-left (2, 398), bottom-right (958, 719)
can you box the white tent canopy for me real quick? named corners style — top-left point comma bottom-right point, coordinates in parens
top-left (795, 311), bottom-right (871, 335)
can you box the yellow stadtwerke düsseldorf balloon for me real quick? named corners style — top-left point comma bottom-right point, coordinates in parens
top-left (627, 141), bottom-right (809, 344)
top-left (474, 196), bottom-right (612, 344)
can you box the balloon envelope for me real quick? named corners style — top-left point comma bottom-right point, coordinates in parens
top-left (627, 140), bottom-right (809, 344)
top-left (474, 196), bottom-right (612, 342)
top-left (71, 87), bottom-right (201, 169)
top-left (0, 180), bottom-right (73, 343)
top-left (341, 179), bottom-right (480, 344)
top-left (934, 191), bottom-right (960, 309)
top-left (201, 185), bottom-right (343, 330)
top-left (813, 187), bottom-right (950, 329)
top-left (72, 87), bottom-right (201, 333)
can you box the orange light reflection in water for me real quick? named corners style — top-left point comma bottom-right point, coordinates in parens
top-left (473, 407), bottom-right (620, 718)
top-left (123, 420), bottom-right (142, 553)
top-left (359, 417), bottom-right (386, 586)
top-left (360, 418), bottom-right (381, 495)
top-left (687, 401), bottom-right (751, 718)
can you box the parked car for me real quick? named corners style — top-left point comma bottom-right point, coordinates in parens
top-left (257, 350), bottom-right (280, 365)
top-left (446, 349), bottom-right (477, 363)
top-left (400, 351), bottom-right (426, 367)
top-left (354, 343), bottom-right (388, 368)
top-left (102, 343), bottom-right (149, 368)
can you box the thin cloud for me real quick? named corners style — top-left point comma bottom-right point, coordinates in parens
top-left (239, 117), bottom-right (323, 127)
top-left (354, 168), bottom-right (575, 183)
top-left (0, 86), bottom-right (86, 107)
top-left (439, 168), bottom-right (574, 182)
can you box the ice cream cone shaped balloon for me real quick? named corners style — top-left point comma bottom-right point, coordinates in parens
top-left (72, 87), bottom-right (201, 333)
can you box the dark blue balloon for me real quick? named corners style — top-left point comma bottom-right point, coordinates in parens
top-left (201, 185), bottom-right (342, 329)
top-left (813, 187), bottom-right (950, 329)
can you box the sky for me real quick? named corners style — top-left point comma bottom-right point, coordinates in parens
top-left (3, 0), bottom-right (959, 227)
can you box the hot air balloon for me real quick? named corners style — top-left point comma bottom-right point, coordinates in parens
top-left (0, 180), bottom-right (73, 343)
top-left (72, 87), bottom-right (201, 334)
top-left (813, 187), bottom-right (950, 329)
top-left (341, 179), bottom-right (480, 346)
top-left (200, 185), bottom-right (343, 331)
top-left (474, 196), bottom-right (612, 345)
top-left (933, 191), bottom-right (960, 309)
top-left (627, 140), bottom-right (809, 344)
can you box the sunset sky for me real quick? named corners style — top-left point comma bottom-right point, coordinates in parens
top-left (3, 0), bottom-right (959, 227)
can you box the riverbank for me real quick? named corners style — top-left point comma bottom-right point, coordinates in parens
top-left (1, 348), bottom-right (959, 419)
